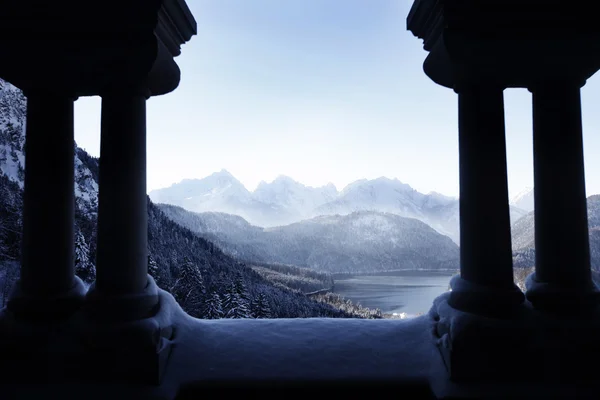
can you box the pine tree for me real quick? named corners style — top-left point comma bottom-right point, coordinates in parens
top-left (233, 274), bottom-right (251, 304)
top-left (74, 228), bottom-right (95, 284)
top-left (148, 254), bottom-right (158, 276)
top-left (202, 291), bottom-right (224, 319)
top-left (0, 222), bottom-right (7, 260)
top-left (0, 261), bottom-right (19, 307)
top-left (170, 257), bottom-right (205, 316)
top-left (170, 249), bottom-right (179, 269)
top-left (147, 253), bottom-right (163, 287)
top-left (222, 281), bottom-right (250, 319)
top-left (252, 292), bottom-right (272, 319)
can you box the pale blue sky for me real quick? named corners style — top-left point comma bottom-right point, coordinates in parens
top-left (73, 1), bottom-right (600, 198)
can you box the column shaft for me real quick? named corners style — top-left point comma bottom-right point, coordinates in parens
top-left (525, 81), bottom-right (600, 312)
top-left (532, 82), bottom-right (591, 287)
top-left (20, 92), bottom-right (77, 295)
top-left (95, 92), bottom-right (148, 295)
top-left (458, 86), bottom-right (514, 287)
top-left (449, 85), bottom-right (523, 314)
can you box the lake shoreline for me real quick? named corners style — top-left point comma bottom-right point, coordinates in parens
top-left (331, 271), bottom-right (453, 315)
top-left (332, 269), bottom-right (457, 280)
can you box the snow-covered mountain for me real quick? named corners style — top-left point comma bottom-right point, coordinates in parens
top-left (150, 171), bottom-right (339, 227)
top-left (151, 172), bottom-right (528, 243)
top-left (158, 204), bottom-right (461, 274)
top-left (510, 187), bottom-right (534, 212)
top-left (254, 175), bottom-right (338, 220)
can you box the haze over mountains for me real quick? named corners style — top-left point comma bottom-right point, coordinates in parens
top-left (158, 204), bottom-right (461, 274)
top-left (149, 170), bottom-right (529, 244)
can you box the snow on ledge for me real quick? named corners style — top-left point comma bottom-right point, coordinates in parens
top-left (159, 294), bottom-right (439, 395)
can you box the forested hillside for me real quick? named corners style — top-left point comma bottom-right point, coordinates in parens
top-left (157, 204), bottom-right (461, 274)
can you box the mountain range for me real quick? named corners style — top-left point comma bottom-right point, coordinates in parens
top-left (157, 204), bottom-right (461, 274)
top-left (150, 171), bottom-right (529, 244)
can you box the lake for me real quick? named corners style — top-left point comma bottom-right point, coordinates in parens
top-left (333, 270), bottom-right (455, 316)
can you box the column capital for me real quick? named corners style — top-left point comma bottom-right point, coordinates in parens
top-left (21, 88), bottom-right (78, 101)
top-left (100, 83), bottom-right (152, 100)
top-left (527, 78), bottom-right (586, 94)
top-left (453, 82), bottom-right (506, 95)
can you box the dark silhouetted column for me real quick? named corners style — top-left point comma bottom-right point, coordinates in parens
top-left (7, 91), bottom-right (85, 319)
top-left (448, 84), bottom-right (524, 315)
top-left (526, 80), bottom-right (600, 312)
top-left (85, 86), bottom-right (157, 321)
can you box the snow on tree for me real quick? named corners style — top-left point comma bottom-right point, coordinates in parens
top-left (233, 274), bottom-right (251, 303)
top-left (222, 281), bottom-right (251, 319)
top-left (148, 253), bottom-right (161, 285)
top-left (252, 292), bottom-right (272, 319)
top-left (169, 249), bottom-right (179, 269)
top-left (0, 261), bottom-right (19, 307)
top-left (202, 291), bottom-right (224, 319)
top-left (170, 257), bottom-right (206, 317)
top-left (74, 228), bottom-right (95, 284)
top-left (148, 253), bottom-right (169, 290)
top-left (148, 254), bottom-right (158, 276)
top-left (0, 223), bottom-right (7, 260)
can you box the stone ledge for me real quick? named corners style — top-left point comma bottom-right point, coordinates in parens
top-left (1, 300), bottom-right (600, 398)
top-left (431, 292), bottom-right (600, 384)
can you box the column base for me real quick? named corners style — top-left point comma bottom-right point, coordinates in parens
top-left (84, 274), bottom-right (160, 321)
top-left (448, 275), bottom-right (524, 317)
top-left (525, 272), bottom-right (600, 313)
top-left (74, 275), bottom-right (174, 385)
top-left (0, 300), bottom-right (83, 383)
top-left (6, 275), bottom-right (86, 321)
top-left (432, 291), bottom-right (600, 384)
top-left (0, 283), bottom-right (177, 385)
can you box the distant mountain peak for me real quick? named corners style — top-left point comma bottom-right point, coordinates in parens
top-left (269, 175), bottom-right (301, 186)
top-left (510, 186), bottom-right (534, 212)
top-left (212, 169), bottom-right (235, 178)
top-left (512, 186), bottom-right (533, 199)
top-left (425, 191), bottom-right (457, 203)
top-left (323, 182), bottom-right (337, 191)
top-left (373, 176), bottom-right (399, 183)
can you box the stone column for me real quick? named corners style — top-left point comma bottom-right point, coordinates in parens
top-left (526, 80), bottom-right (600, 312)
top-left (80, 86), bottom-right (170, 385)
top-left (448, 84), bottom-right (524, 315)
top-left (85, 86), bottom-right (158, 320)
top-left (7, 90), bottom-right (85, 319)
